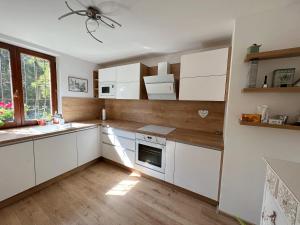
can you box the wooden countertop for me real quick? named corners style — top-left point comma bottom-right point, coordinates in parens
top-left (0, 123), bottom-right (97, 147)
top-left (0, 119), bottom-right (224, 151)
top-left (81, 119), bottom-right (224, 151)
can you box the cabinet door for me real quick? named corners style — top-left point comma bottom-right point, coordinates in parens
top-left (99, 67), bottom-right (117, 82)
top-left (180, 48), bottom-right (228, 78)
top-left (34, 133), bottom-right (77, 185)
top-left (102, 143), bottom-right (125, 164)
top-left (0, 142), bottom-right (35, 201)
top-left (179, 75), bottom-right (226, 101)
top-left (165, 141), bottom-right (175, 184)
top-left (116, 82), bottom-right (140, 99)
top-left (174, 142), bottom-right (221, 201)
top-left (117, 63), bottom-right (140, 82)
top-left (77, 128), bottom-right (100, 166)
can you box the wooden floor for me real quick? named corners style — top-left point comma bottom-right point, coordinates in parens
top-left (0, 162), bottom-right (238, 225)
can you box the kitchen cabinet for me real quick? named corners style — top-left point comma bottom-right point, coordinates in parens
top-left (34, 133), bottom-right (77, 185)
top-left (77, 127), bottom-right (100, 166)
top-left (179, 47), bottom-right (228, 101)
top-left (116, 82), bottom-right (140, 100)
top-left (99, 67), bottom-right (117, 82)
top-left (174, 142), bottom-right (221, 201)
top-left (0, 142), bottom-right (35, 201)
top-left (180, 48), bottom-right (228, 78)
top-left (117, 63), bottom-right (141, 82)
top-left (179, 75), bottom-right (226, 101)
top-left (102, 127), bottom-right (136, 168)
top-left (116, 63), bottom-right (142, 99)
top-left (165, 141), bottom-right (175, 184)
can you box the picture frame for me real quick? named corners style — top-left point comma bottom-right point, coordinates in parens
top-left (272, 68), bottom-right (295, 87)
top-left (68, 76), bottom-right (88, 93)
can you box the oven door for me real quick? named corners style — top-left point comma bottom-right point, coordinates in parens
top-left (135, 139), bottom-right (166, 173)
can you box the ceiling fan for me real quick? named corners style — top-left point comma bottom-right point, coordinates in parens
top-left (58, 0), bottom-right (122, 43)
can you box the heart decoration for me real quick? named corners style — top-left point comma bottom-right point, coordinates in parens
top-left (198, 110), bottom-right (209, 119)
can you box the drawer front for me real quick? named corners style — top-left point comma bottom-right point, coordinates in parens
top-left (102, 133), bottom-right (115, 145)
top-left (266, 166), bottom-right (278, 197)
top-left (102, 143), bottom-right (124, 164)
top-left (123, 150), bottom-right (135, 168)
top-left (114, 129), bottom-right (136, 140)
top-left (115, 136), bottom-right (135, 151)
top-left (102, 127), bottom-right (135, 140)
top-left (102, 126), bottom-right (114, 135)
top-left (277, 181), bottom-right (298, 225)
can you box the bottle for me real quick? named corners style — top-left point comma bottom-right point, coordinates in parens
top-left (102, 108), bottom-right (106, 121)
top-left (262, 75), bottom-right (268, 88)
top-left (247, 60), bottom-right (258, 88)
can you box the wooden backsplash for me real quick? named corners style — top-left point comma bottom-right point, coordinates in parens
top-left (62, 97), bottom-right (104, 122)
top-left (105, 99), bottom-right (225, 133)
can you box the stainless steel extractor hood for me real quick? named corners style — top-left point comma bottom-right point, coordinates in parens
top-left (144, 62), bottom-right (176, 100)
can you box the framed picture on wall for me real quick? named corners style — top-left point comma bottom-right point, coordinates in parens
top-left (68, 76), bottom-right (88, 93)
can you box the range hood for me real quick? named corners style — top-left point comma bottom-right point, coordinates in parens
top-left (144, 62), bottom-right (176, 100)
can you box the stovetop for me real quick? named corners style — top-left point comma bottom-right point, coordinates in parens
top-left (137, 125), bottom-right (176, 136)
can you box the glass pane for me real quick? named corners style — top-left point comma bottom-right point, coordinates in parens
top-left (21, 53), bottom-right (52, 121)
top-left (0, 48), bottom-right (14, 126)
top-left (138, 144), bottom-right (162, 167)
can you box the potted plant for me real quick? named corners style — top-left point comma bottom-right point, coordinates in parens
top-left (0, 101), bottom-right (14, 126)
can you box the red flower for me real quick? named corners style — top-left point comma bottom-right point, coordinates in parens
top-left (4, 102), bottom-right (13, 109)
top-left (0, 102), bottom-right (4, 107)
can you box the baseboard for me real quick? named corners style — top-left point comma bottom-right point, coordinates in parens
top-left (218, 209), bottom-right (255, 225)
top-left (0, 157), bottom-right (102, 209)
top-left (102, 158), bottom-right (218, 207)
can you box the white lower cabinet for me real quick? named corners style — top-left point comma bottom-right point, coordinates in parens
top-left (34, 133), bottom-right (78, 185)
top-left (165, 141), bottom-right (175, 184)
top-left (102, 127), bottom-right (136, 168)
top-left (0, 142), bottom-right (35, 201)
top-left (174, 142), bottom-right (221, 201)
top-left (77, 128), bottom-right (100, 166)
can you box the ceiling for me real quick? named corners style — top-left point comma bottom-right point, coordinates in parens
top-left (0, 0), bottom-right (297, 64)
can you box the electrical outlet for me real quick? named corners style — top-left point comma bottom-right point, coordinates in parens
top-left (198, 109), bottom-right (209, 118)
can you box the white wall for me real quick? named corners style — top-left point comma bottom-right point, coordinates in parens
top-left (220, 3), bottom-right (300, 224)
top-left (0, 33), bottom-right (97, 113)
top-left (100, 43), bottom-right (230, 68)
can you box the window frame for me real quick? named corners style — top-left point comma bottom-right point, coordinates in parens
top-left (0, 41), bottom-right (58, 129)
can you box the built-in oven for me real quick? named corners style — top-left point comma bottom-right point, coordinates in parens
top-left (99, 82), bottom-right (116, 98)
top-left (135, 133), bottom-right (166, 173)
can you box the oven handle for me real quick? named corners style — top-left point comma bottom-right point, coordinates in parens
top-left (136, 139), bottom-right (166, 149)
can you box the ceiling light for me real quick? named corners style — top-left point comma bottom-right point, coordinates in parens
top-left (58, 1), bottom-right (122, 43)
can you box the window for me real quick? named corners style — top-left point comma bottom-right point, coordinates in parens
top-left (0, 42), bottom-right (57, 128)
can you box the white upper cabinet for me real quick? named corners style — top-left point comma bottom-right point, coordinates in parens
top-left (179, 47), bottom-right (229, 101)
top-left (174, 142), bottom-right (221, 201)
top-left (116, 82), bottom-right (140, 99)
top-left (77, 128), bottom-right (100, 166)
top-left (180, 48), bottom-right (229, 78)
top-left (179, 75), bottom-right (226, 101)
top-left (99, 67), bottom-right (117, 82)
top-left (117, 63), bottom-right (141, 82)
top-left (34, 133), bottom-right (77, 185)
top-left (116, 63), bottom-right (141, 99)
top-left (0, 142), bottom-right (35, 201)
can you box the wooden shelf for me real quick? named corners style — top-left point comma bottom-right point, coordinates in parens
top-left (240, 121), bottom-right (300, 131)
top-left (242, 87), bottom-right (300, 93)
top-left (245, 47), bottom-right (300, 62)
